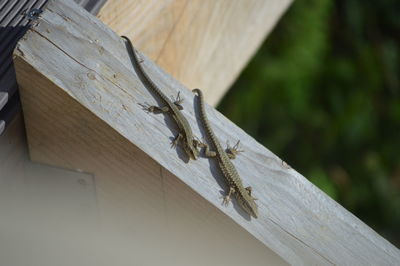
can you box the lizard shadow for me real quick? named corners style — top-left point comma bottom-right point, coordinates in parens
top-left (192, 93), bottom-right (251, 221)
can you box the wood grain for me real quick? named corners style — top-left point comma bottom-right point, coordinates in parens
top-left (97, 0), bottom-right (292, 106)
top-left (12, 1), bottom-right (287, 265)
top-left (14, 1), bottom-right (400, 265)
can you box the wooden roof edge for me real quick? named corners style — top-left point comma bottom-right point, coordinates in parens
top-left (0, 0), bottom-right (106, 134)
top-left (13, 0), bottom-right (400, 265)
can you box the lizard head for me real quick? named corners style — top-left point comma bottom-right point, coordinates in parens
top-left (237, 191), bottom-right (258, 218)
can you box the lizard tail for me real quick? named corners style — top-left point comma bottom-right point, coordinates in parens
top-left (192, 88), bottom-right (205, 117)
top-left (122, 36), bottom-right (169, 103)
top-left (192, 88), bottom-right (202, 98)
top-left (192, 88), bottom-right (217, 143)
top-left (192, 88), bottom-right (206, 123)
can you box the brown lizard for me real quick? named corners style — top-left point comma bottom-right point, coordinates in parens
top-left (193, 88), bottom-right (258, 218)
top-left (122, 36), bottom-right (199, 160)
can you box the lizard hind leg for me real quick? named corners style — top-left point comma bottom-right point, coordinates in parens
top-left (245, 186), bottom-right (252, 196)
top-left (222, 187), bottom-right (236, 206)
top-left (226, 140), bottom-right (244, 159)
top-left (193, 135), bottom-right (201, 149)
top-left (245, 186), bottom-right (258, 200)
top-left (171, 133), bottom-right (183, 149)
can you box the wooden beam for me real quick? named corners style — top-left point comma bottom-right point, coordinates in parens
top-left (97, 0), bottom-right (292, 106)
top-left (13, 2), bottom-right (287, 265)
top-left (0, 112), bottom-right (285, 265)
top-left (0, 115), bottom-right (102, 266)
top-left (14, 1), bottom-right (400, 265)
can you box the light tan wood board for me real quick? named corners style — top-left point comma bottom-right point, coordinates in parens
top-left (97, 0), bottom-right (293, 106)
top-left (0, 115), bottom-right (104, 266)
top-left (13, 0), bottom-right (400, 265)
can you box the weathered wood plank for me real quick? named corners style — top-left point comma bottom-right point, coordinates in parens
top-left (12, 2), bottom-right (287, 265)
top-left (2, 115), bottom-right (285, 266)
top-left (14, 1), bottom-right (400, 265)
top-left (97, 0), bottom-right (293, 106)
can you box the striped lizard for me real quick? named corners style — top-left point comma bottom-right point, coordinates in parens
top-left (193, 89), bottom-right (258, 218)
top-left (122, 36), bottom-right (199, 160)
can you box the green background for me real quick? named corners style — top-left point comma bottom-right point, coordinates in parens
top-left (219, 0), bottom-right (400, 247)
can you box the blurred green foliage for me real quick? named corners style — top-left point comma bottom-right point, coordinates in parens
top-left (219, 0), bottom-right (400, 246)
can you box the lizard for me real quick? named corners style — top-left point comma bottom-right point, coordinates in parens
top-left (193, 88), bottom-right (258, 218)
top-left (122, 36), bottom-right (199, 160)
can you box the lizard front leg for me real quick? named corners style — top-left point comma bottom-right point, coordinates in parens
top-left (222, 187), bottom-right (236, 206)
top-left (139, 92), bottom-right (183, 113)
top-left (139, 102), bottom-right (169, 114)
top-left (171, 91), bottom-right (184, 110)
top-left (171, 133), bottom-right (183, 149)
